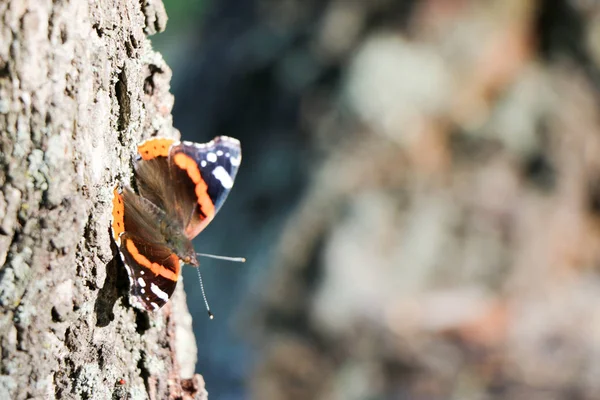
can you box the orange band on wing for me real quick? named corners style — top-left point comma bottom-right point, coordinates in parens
top-left (137, 138), bottom-right (175, 160)
top-left (112, 187), bottom-right (125, 242)
top-left (173, 153), bottom-right (216, 219)
top-left (125, 239), bottom-right (180, 281)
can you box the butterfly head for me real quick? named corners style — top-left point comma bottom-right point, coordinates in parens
top-left (165, 228), bottom-right (198, 266)
top-left (177, 243), bottom-right (198, 266)
top-left (181, 254), bottom-right (199, 266)
top-left (177, 244), bottom-right (198, 266)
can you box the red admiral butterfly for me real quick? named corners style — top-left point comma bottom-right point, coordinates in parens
top-left (111, 136), bottom-right (241, 312)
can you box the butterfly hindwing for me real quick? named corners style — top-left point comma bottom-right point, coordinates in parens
top-left (112, 186), bottom-right (181, 311)
top-left (119, 233), bottom-right (180, 311)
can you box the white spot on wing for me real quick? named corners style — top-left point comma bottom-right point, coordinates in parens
top-left (201, 160), bottom-right (207, 167)
top-left (122, 255), bottom-right (133, 285)
top-left (137, 277), bottom-right (146, 287)
top-left (141, 288), bottom-right (145, 294)
top-left (207, 152), bottom-right (217, 163)
top-left (230, 155), bottom-right (241, 166)
top-left (217, 150), bottom-right (224, 156)
top-left (151, 302), bottom-right (159, 310)
top-left (151, 282), bottom-right (170, 301)
top-left (140, 271), bottom-right (145, 275)
top-left (212, 166), bottom-right (234, 189)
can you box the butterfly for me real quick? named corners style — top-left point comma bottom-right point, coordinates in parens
top-left (111, 136), bottom-right (241, 311)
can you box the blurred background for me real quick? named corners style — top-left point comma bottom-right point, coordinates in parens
top-left (152, 1), bottom-right (600, 399)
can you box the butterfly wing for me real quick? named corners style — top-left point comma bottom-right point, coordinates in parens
top-left (134, 138), bottom-right (178, 216)
top-left (111, 187), bottom-right (181, 311)
top-left (119, 233), bottom-right (180, 311)
top-left (133, 136), bottom-right (241, 240)
top-left (169, 136), bottom-right (241, 239)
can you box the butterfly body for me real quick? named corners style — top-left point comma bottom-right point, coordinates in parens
top-left (111, 136), bottom-right (241, 311)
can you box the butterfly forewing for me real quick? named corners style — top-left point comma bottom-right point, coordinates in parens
top-left (169, 136), bottom-right (241, 239)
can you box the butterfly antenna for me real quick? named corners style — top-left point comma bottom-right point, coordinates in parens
top-left (196, 253), bottom-right (246, 263)
top-left (195, 267), bottom-right (214, 320)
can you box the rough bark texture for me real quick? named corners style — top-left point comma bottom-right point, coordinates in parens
top-left (0, 1), bottom-right (206, 399)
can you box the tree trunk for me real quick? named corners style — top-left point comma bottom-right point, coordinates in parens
top-left (0, 1), bottom-right (206, 399)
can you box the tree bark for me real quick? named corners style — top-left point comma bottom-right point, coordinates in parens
top-left (0, 1), bottom-right (206, 399)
